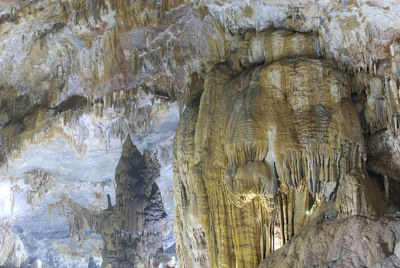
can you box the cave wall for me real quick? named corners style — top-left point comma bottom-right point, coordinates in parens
top-left (172, 5), bottom-right (400, 264)
top-left (0, 0), bottom-right (400, 267)
top-left (1, 0), bottom-right (399, 170)
top-left (173, 29), bottom-right (386, 267)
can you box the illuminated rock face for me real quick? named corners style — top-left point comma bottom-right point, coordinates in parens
top-left (259, 210), bottom-right (400, 268)
top-left (174, 31), bottom-right (387, 268)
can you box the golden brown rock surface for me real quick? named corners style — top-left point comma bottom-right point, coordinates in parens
top-left (174, 29), bottom-right (391, 267)
top-left (260, 212), bottom-right (400, 268)
top-left (1, 0), bottom-right (399, 172)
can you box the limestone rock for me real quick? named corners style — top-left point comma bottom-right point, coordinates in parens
top-left (88, 256), bottom-right (98, 268)
top-left (260, 215), bottom-right (400, 268)
top-left (32, 259), bottom-right (44, 268)
top-left (0, 0), bottom-right (399, 267)
top-left (394, 241), bottom-right (400, 259)
top-left (372, 255), bottom-right (400, 268)
top-left (54, 136), bottom-right (168, 267)
top-left (100, 136), bottom-right (167, 268)
top-left (0, 218), bottom-right (28, 267)
top-left (23, 169), bottom-right (54, 209)
top-left (336, 169), bottom-right (386, 217)
top-left (174, 33), bottom-right (371, 265)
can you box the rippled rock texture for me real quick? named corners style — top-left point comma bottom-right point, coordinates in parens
top-left (174, 28), bottom-right (398, 268)
top-left (260, 213), bottom-right (400, 268)
top-left (0, 0), bottom-right (400, 267)
top-left (0, 0), bottom-right (399, 168)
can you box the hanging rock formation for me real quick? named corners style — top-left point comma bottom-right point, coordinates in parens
top-left (23, 169), bottom-right (55, 210)
top-left (174, 29), bottom-right (389, 268)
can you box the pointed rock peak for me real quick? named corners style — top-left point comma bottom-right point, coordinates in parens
top-left (121, 134), bottom-right (141, 160)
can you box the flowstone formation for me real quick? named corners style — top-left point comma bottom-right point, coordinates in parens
top-left (0, 0), bottom-right (400, 267)
top-left (174, 29), bottom-right (388, 268)
top-left (55, 136), bottom-right (168, 268)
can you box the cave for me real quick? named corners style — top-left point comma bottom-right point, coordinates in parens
top-left (0, 1), bottom-right (400, 268)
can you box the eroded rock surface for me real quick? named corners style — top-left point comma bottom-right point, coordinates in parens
top-left (260, 212), bottom-right (400, 268)
top-left (55, 137), bottom-right (168, 268)
top-left (100, 136), bottom-right (167, 268)
top-left (0, 218), bottom-right (27, 267)
top-left (174, 28), bottom-right (395, 268)
top-left (0, 0), bottom-right (400, 267)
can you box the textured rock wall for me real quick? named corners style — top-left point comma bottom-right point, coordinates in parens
top-left (260, 212), bottom-right (400, 268)
top-left (172, 2), bottom-right (400, 267)
top-left (23, 169), bottom-right (54, 210)
top-left (0, 0), bottom-right (187, 165)
top-left (174, 29), bottom-right (389, 268)
top-left (1, 0), bottom-right (400, 267)
top-left (1, 0), bottom-right (399, 170)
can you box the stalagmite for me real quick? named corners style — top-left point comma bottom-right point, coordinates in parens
top-left (51, 136), bottom-right (167, 268)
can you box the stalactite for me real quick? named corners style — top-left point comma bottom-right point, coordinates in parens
top-left (174, 41), bottom-right (368, 267)
top-left (1, 84), bottom-right (165, 165)
top-left (9, 184), bottom-right (22, 215)
top-left (23, 169), bottom-right (54, 210)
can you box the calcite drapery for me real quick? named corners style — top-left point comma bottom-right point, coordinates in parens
top-left (23, 169), bottom-right (54, 210)
top-left (174, 29), bottom-right (375, 267)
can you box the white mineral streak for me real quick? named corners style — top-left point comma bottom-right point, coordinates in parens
top-left (0, 218), bottom-right (27, 267)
